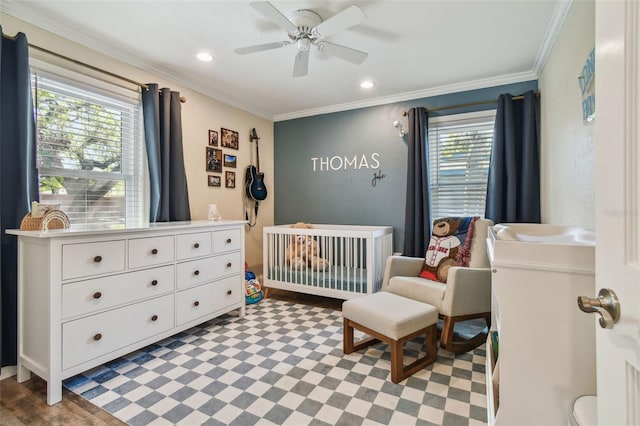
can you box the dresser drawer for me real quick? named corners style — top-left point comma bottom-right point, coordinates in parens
top-left (62, 294), bottom-right (174, 370)
top-left (61, 265), bottom-right (175, 319)
top-left (213, 229), bottom-right (241, 254)
top-left (176, 252), bottom-right (242, 289)
top-left (176, 276), bottom-right (240, 326)
top-left (176, 232), bottom-right (212, 260)
top-left (62, 240), bottom-right (125, 281)
top-left (128, 236), bottom-right (174, 269)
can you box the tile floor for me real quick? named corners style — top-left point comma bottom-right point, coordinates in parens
top-left (64, 298), bottom-right (487, 425)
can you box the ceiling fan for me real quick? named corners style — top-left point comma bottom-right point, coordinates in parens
top-left (234, 1), bottom-right (368, 77)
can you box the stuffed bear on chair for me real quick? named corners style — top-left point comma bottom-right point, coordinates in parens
top-left (285, 222), bottom-right (329, 271)
top-left (420, 217), bottom-right (463, 282)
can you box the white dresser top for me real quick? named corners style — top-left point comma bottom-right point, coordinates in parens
top-left (487, 223), bottom-right (595, 273)
top-left (6, 220), bottom-right (246, 239)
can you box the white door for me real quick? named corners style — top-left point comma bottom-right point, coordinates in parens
top-left (594, 1), bottom-right (640, 424)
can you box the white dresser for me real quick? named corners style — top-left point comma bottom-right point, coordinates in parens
top-left (485, 223), bottom-right (596, 425)
top-left (7, 220), bottom-right (246, 405)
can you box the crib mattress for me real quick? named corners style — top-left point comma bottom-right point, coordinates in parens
top-left (268, 266), bottom-right (369, 293)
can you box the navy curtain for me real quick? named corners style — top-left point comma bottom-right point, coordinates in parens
top-left (403, 107), bottom-right (431, 257)
top-left (485, 91), bottom-right (540, 223)
top-left (0, 29), bottom-right (39, 368)
top-left (141, 84), bottom-right (190, 222)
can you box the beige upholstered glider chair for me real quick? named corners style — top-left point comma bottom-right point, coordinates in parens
top-left (382, 218), bottom-right (493, 353)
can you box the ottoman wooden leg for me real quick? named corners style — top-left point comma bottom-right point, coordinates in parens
top-left (344, 318), bottom-right (437, 384)
top-left (343, 318), bottom-right (381, 354)
top-left (391, 324), bottom-right (438, 384)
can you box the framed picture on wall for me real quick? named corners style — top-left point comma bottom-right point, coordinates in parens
top-left (221, 128), bottom-right (239, 150)
top-left (208, 175), bottom-right (221, 187)
top-left (224, 153), bottom-right (237, 168)
top-left (208, 129), bottom-right (218, 146)
top-left (206, 147), bottom-right (222, 173)
top-left (225, 171), bottom-right (236, 188)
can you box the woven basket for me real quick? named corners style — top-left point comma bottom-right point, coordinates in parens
top-left (20, 210), bottom-right (70, 231)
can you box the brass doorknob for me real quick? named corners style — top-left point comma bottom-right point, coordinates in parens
top-left (577, 288), bottom-right (621, 329)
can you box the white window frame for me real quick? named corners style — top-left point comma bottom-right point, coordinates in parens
top-left (428, 109), bottom-right (496, 220)
top-left (31, 59), bottom-right (148, 226)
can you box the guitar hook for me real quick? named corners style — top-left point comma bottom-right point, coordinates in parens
top-left (250, 128), bottom-right (260, 142)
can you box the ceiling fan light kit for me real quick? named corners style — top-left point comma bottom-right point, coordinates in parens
top-left (234, 1), bottom-right (368, 77)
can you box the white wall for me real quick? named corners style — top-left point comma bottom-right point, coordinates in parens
top-left (539, 0), bottom-right (595, 229)
top-left (2, 15), bottom-right (273, 268)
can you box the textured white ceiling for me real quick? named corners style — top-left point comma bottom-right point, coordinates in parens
top-left (2, 0), bottom-right (568, 120)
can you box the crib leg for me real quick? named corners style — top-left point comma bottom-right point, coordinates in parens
top-left (263, 287), bottom-right (269, 298)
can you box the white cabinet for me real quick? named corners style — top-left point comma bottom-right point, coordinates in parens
top-left (7, 220), bottom-right (246, 405)
top-left (485, 224), bottom-right (596, 426)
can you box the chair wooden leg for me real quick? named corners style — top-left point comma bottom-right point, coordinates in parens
top-left (439, 313), bottom-right (491, 353)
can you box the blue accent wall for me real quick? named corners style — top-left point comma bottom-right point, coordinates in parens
top-left (274, 81), bottom-right (538, 252)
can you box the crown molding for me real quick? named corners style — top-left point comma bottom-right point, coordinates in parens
top-left (1, 0), bottom-right (274, 120)
top-left (3, 0), bottom-right (557, 123)
top-left (272, 71), bottom-right (537, 122)
top-left (532, 0), bottom-right (574, 76)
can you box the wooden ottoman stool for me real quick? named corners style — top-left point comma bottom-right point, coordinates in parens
top-left (342, 291), bottom-right (438, 383)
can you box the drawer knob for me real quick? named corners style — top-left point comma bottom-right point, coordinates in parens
top-left (226, 262), bottom-right (232, 268)
top-left (151, 280), bottom-right (158, 286)
top-left (93, 255), bottom-right (102, 263)
top-left (194, 270), bottom-right (200, 276)
top-left (93, 291), bottom-right (102, 299)
top-left (194, 243), bottom-right (200, 249)
top-left (151, 315), bottom-right (158, 322)
top-left (193, 301), bottom-right (200, 307)
top-left (93, 333), bottom-right (102, 341)
top-left (227, 290), bottom-right (232, 295)
top-left (226, 238), bottom-right (232, 244)
top-left (151, 248), bottom-right (158, 255)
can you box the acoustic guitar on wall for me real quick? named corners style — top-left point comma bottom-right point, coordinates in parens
top-left (245, 128), bottom-right (267, 202)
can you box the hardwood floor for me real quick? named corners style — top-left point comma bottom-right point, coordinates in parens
top-left (0, 289), bottom-right (344, 425)
top-left (0, 374), bottom-right (126, 425)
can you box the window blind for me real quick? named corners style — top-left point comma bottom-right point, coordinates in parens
top-left (428, 112), bottom-right (495, 219)
top-left (32, 71), bottom-right (145, 226)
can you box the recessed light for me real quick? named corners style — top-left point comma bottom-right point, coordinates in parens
top-left (197, 52), bottom-right (213, 62)
top-left (360, 80), bottom-right (375, 89)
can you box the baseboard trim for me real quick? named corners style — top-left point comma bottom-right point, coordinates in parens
top-left (0, 365), bottom-right (17, 381)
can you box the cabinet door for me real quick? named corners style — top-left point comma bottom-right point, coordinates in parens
top-left (176, 232), bottom-right (212, 260)
top-left (62, 240), bottom-right (125, 280)
top-left (62, 265), bottom-right (175, 319)
top-left (213, 229), bottom-right (241, 253)
top-left (128, 235), bottom-right (175, 269)
top-left (175, 276), bottom-right (240, 326)
top-left (62, 294), bottom-right (174, 370)
top-left (176, 252), bottom-right (242, 289)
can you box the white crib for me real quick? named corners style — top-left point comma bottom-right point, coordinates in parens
top-left (263, 224), bottom-right (393, 300)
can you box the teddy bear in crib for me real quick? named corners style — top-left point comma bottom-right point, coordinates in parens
top-left (285, 222), bottom-right (330, 271)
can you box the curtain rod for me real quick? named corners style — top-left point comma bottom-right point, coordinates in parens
top-left (402, 91), bottom-right (540, 116)
top-left (2, 34), bottom-right (186, 103)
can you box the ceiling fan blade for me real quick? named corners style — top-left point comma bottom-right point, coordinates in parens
top-left (292, 50), bottom-right (309, 77)
top-left (317, 41), bottom-right (368, 65)
top-left (250, 1), bottom-right (299, 34)
top-left (234, 41), bottom-right (292, 55)
top-left (313, 5), bottom-right (366, 38)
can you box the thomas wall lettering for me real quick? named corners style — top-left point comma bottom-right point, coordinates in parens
top-left (311, 153), bottom-right (380, 172)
